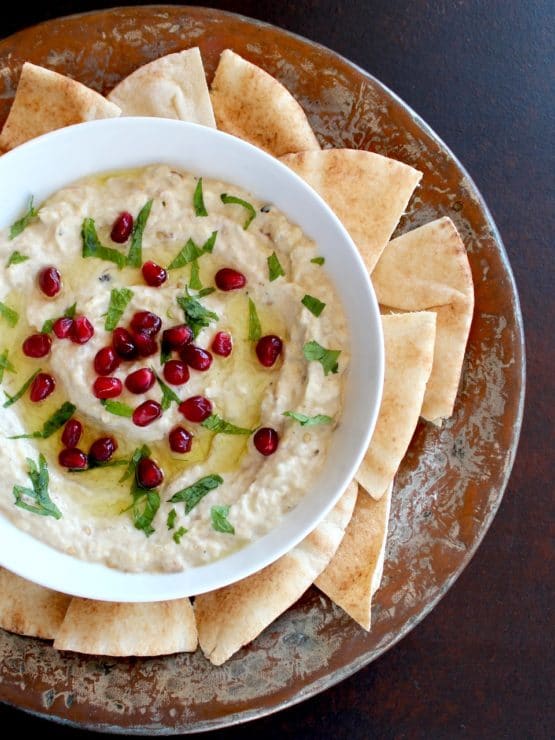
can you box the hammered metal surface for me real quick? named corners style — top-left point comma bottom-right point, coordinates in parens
top-left (0, 6), bottom-right (524, 733)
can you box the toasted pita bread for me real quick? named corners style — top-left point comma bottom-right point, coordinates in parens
top-left (316, 483), bottom-right (392, 630)
top-left (107, 48), bottom-right (216, 127)
top-left (280, 149), bottom-right (422, 273)
top-left (210, 49), bottom-right (320, 156)
top-left (0, 568), bottom-right (70, 639)
top-left (195, 481), bottom-right (358, 665)
top-left (54, 598), bottom-right (197, 656)
top-left (357, 312), bottom-right (436, 499)
top-left (372, 217), bottom-right (474, 422)
top-left (0, 62), bottom-right (120, 151)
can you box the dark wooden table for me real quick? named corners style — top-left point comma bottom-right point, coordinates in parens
top-left (1, 2), bottom-right (553, 737)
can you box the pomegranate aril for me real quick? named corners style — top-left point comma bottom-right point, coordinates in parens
top-left (30, 373), bottom-right (55, 402)
top-left (70, 315), bottom-right (95, 344)
top-left (110, 211), bottom-right (133, 243)
top-left (125, 368), bottom-right (155, 394)
top-left (38, 266), bottom-right (62, 297)
top-left (181, 344), bottom-right (213, 371)
top-left (61, 419), bottom-right (83, 448)
top-left (112, 327), bottom-right (138, 359)
top-left (94, 346), bottom-right (120, 375)
top-left (253, 427), bottom-right (279, 456)
top-left (89, 436), bottom-right (117, 464)
top-left (162, 324), bottom-right (193, 351)
top-left (215, 268), bottom-right (247, 291)
top-left (178, 395), bottom-right (212, 423)
top-left (130, 311), bottom-right (162, 336)
top-left (163, 360), bottom-right (189, 386)
top-left (211, 331), bottom-right (232, 357)
top-left (93, 376), bottom-right (123, 399)
top-left (169, 426), bottom-right (193, 453)
top-left (59, 448), bottom-right (88, 470)
top-left (132, 330), bottom-right (157, 357)
top-left (136, 457), bottom-right (164, 489)
top-left (53, 317), bottom-right (73, 339)
top-left (23, 333), bottom-right (51, 358)
top-left (133, 400), bottom-right (162, 427)
top-left (142, 260), bottom-right (167, 287)
top-left (256, 335), bottom-right (283, 367)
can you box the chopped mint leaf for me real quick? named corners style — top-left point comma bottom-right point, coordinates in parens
top-left (167, 231), bottom-right (218, 270)
top-left (168, 474), bottom-right (224, 514)
top-left (105, 287), bottom-right (134, 331)
top-left (41, 303), bottom-right (77, 334)
top-left (0, 301), bottom-right (19, 328)
top-left (154, 371), bottom-right (181, 411)
top-left (126, 199), bottom-right (153, 267)
top-left (6, 250), bottom-right (29, 267)
top-left (200, 231), bottom-right (218, 254)
top-left (303, 340), bottom-right (341, 375)
top-left (197, 286), bottom-right (216, 298)
top-left (211, 505), bottom-right (235, 534)
top-left (101, 398), bottom-right (134, 417)
top-left (132, 485), bottom-right (160, 536)
top-left (9, 402), bottom-right (76, 439)
top-left (311, 256), bottom-right (325, 266)
top-left (10, 197), bottom-right (38, 239)
top-left (220, 193), bottom-right (256, 230)
top-left (0, 350), bottom-right (15, 384)
top-left (12, 454), bottom-right (61, 519)
top-left (268, 251), bottom-right (285, 282)
top-left (167, 508), bottom-right (177, 530)
top-left (193, 178), bottom-right (208, 217)
top-left (3, 369), bottom-right (40, 408)
top-left (283, 410), bottom-right (333, 426)
top-left (247, 297), bottom-right (261, 342)
top-left (201, 414), bottom-right (253, 435)
top-left (189, 259), bottom-right (202, 290)
top-left (81, 218), bottom-right (127, 269)
top-left (173, 526), bottom-right (188, 544)
top-left (301, 294), bottom-right (326, 317)
top-left (177, 290), bottom-right (219, 339)
top-left (119, 444), bottom-right (151, 483)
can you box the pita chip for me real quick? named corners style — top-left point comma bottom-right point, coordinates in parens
top-left (372, 217), bottom-right (474, 422)
top-left (280, 149), bottom-right (422, 273)
top-left (0, 568), bottom-right (70, 639)
top-left (195, 481), bottom-right (358, 666)
top-left (357, 312), bottom-right (436, 499)
top-left (107, 48), bottom-right (216, 127)
top-left (210, 49), bottom-right (320, 156)
top-left (54, 598), bottom-right (197, 656)
top-left (0, 62), bottom-right (120, 151)
top-left (316, 483), bottom-right (392, 630)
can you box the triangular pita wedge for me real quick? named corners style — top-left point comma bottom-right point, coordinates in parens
top-left (54, 598), bottom-right (197, 656)
top-left (210, 49), bottom-right (320, 156)
top-left (107, 48), bottom-right (216, 127)
top-left (195, 481), bottom-right (358, 666)
top-left (0, 568), bottom-right (70, 639)
top-left (357, 312), bottom-right (436, 499)
top-left (0, 62), bottom-right (121, 151)
top-left (372, 217), bottom-right (474, 422)
top-left (316, 482), bottom-right (392, 630)
top-left (280, 149), bottom-right (422, 273)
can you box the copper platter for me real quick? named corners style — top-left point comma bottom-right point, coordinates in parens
top-left (0, 6), bottom-right (525, 734)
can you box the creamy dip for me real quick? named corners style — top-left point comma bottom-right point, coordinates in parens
top-left (0, 165), bottom-right (349, 572)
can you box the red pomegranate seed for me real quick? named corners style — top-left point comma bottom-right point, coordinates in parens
top-left (163, 360), bottom-right (189, 386)
top-left (61, 419), bottom-right (83, 448)
top-left (70, 315), bottom-right (95, 344)
top-left (215, 268), bottom-right (247, 291)
top-left (181, 344), bottom-right (213, 371)
top-left (110, 211), bottom-right (133, 243)
top-left (130, 311), bottom-right (162, 336)
top-left (93, 376), bottom-right (122, 399)
top-left (30, 373), bottom-right (55, 402)
top-left (211, 331), bottom-right (232, 357)
top-left (125, 368), bottom-right (155, 394)
top-left (169, 426), bottom-right (193, 453)
top-left (178, 395), bottom-right (212, 423)
top-left (136, 457), bottom-right (164, 489)
top-left (53, 316), bottom-right (73, 339)
top-left (256, 335), bottom-right (283, 367)
top-left (142, 260), bottom-right (167, 287)
top-left (94, 346), bottom-right (120, 375)
top-left (22, 333), bottom-right (51, 358)
top-left (162, 324), bottom-right (193, 351)
top-left (133, 400), bottom-right (162, 427)
top-left (89, 436), bottom-right (117, 464)
top-left (253, 427), bottom-right (279, 456)
top-left (132, 330), bottom-right (158, 357)
top-left (112, 327), bottom-right (138, 359)
top-left (59, 448), bottom-right (88, 470)
top-left (38, 266), bottom-right (62, 297)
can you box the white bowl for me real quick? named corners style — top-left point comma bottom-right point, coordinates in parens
top-left (0, 118), bottom-right (383, 601)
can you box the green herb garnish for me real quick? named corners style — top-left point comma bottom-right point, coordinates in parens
top-left (120, 444), bottom-right (151, 483)
top-left (303, 340), bottom-right (341, 375)
top-left (9, 402), bottom-right (76, 439)
top-left (168, 474), bottom-right (223, 514)
top-left (173, 526), bottom-right (188, 544)
top-left (268, 251), bottom-right (285, 282)
top-left (193, 178), bottom-right (208, 217)
top-left (167, 508), bottom-right (177, 530)
top-left (41, 303), bottom-right (77, 334)
top-left (126, 199), bottom-right (153, 267)
top-left (104, 287), bottom-right (133, 331)
top-left (201, 414), bottom-right (253, 435)
top-left (189, 259), bottom-right (202, 290)
top-left (311, 256), bottom-right (325, 266)
top-left (10, 197), bottom-right (38, 239)
top-left (200, 231), bottom-right (218, 254)
top-left (0, 301), bottom-right (19, 328)
top-left (122, 445), bottom-right (160, 535)
top-left (177, 290), bottom-right (219, 339)
top-left (301, 294), bottom-right (326, 317)
top-left (167, 231), bottom-right (218, 270)
top-left (12, 454), bottom-right (61, 519)
top-left (6, 250), bottom-right (29, 267)
top-left (248, 298), bottom-right (262, 342)
top-left (0, 350), bottom-right (15, 384)
top-left (283, 410), bottom-right (333, 426)
top-left (101, 398), bottom-right (134, 418)
top-left (3, 369), bottom-right (40, 408)
top-left (220, 193), bottom-right (256, 230)
top-left (197, 286), bottom-right (216, 298)
top-left (154, 371), bottom-right (180, 411)
top-left (211, 505), bottom-right (235, 534)
top-left (81, 218), bottom-right (127, 269)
